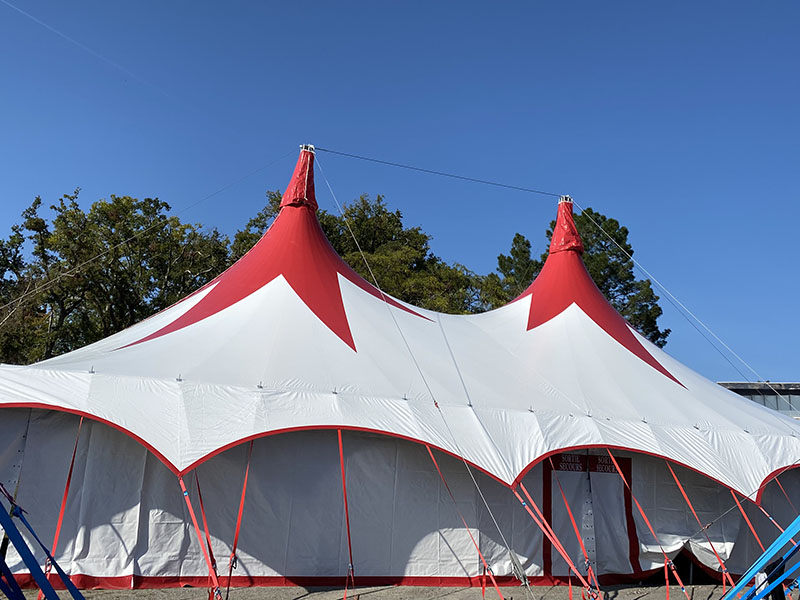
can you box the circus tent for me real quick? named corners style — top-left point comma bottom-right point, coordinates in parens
top-left (1, 146), bottom-right (798, 590)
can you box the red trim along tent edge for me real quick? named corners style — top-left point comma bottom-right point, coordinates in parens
top-left (1, 146), bottom-right (798, 497)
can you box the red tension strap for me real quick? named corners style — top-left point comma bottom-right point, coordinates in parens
top-left (605, 450), bottom-right (690, 600)
top-left (194, 472), bottom-right (219, 575)
top-left (549, 458), bottom-right (601, 590)
top-left (733, 487), bottom-right (791, 600)
top-left (664, 462), bottom-right (735, 591)
top-left (730, 491), bottom-right (765, 552)
top-left (753, 502), bottom-right (797, 545)
top-left (426, 445), bottom-right (505, 600)
top-left (39, 417), bottom-right (83, 599)
top-left (514, 482), bottom-right (593, 591)
top-left (774, 476), bottom-right (797, 514)
top-left (338, 430), bottom-right (356, 600)
top-left (225, 440), bottom-right (254, 600)
top-left (751, 501), bottom-right (792, 598)
top-left (179, 476), bottom-right (222, 600)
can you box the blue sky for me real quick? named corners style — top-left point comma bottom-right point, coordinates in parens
top-left (1, 1), bottom-right (797, 382)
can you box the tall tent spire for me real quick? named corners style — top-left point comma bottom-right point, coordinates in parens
top-left (549, 196), bottom-right (584, 254)
top-left (121, 145), bottom-right (426, 351)
top-left (280, 144), bottom-right (317, 211)
top-left (518, 198), bottom-right (682, 386)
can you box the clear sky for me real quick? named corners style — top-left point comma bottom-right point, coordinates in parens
top-left (1, 1), bottom-right (797, 382)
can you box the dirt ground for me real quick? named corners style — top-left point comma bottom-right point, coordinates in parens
top-left (21, 585), bottom-right (728, 600)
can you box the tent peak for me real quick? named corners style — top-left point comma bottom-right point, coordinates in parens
top-left (549, 196), bottom-right (584, 255)
top-left (280, 145), bottom-right (317, 211)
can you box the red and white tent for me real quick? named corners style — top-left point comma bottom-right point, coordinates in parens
top-left (1, 147), bottom-right (798, 588)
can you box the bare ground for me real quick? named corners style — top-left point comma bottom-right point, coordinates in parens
top-left (21, 585), bottom-right (727, 600)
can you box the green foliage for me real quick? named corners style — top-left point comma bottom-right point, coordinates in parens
top-left (479, 233), bottom-right (540, 309)
top-left (232, 192), bottom-right (481, 314)
top-left (230, 191), bottom-right (282, 262)
top-left (0, 192), bottom-right (229, 363)
top-left (0, 187), bottom-right (669, 364)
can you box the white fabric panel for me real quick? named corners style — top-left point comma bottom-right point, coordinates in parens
top-left (0, 408), bottom-right (29, 493)
top-left (590, 469), bottom-right (633, 574)
top-left (550, 470), bottom-right (587, 577)
top-left (2, 411), bottom-right (85, 569)
top-left (1, 413), bottom-right (795, 583)
top-left (631, 454), bottom-right (742, 572)
top-left (69, 423), bottom-right (148, 579)
top-left (2, 277), bottom-right (798, 494)
top-left (480, 463), bottom-right (544, 579)
top-left (0, 411), bottom-right (548, 580)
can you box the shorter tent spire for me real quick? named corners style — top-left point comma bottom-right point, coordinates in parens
top-left (549, 196), bottom-right (584, 255)
top-left (518, 197), bottom-right (683, 387)
top-left (280, 144), bottom-right (317, 211)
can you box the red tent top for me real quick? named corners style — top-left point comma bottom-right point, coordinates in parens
top-left (518, 197), bottom-right (682, 386)
top-left (125, 147), bottom-right (426, 352)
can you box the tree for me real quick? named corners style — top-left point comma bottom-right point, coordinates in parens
top-left (0, 188), bottom-right (669, 364)
top-left (479, 233), bottom-right (538, 309)
top-left (0, 192), bottom-right (230, 364)
top-left (483, 207), bottom-right (670, 347)
top-left (232, 191), bottom-right (481, 314)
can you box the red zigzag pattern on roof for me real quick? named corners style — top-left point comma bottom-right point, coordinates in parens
top-left (518, 201), bottom-right (683, 387)
top-left (122, 149), bottom-right (428, 352)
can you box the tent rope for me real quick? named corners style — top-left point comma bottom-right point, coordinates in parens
top-left (316, 156), bottom-right (533, 597)
top-left (569, 199), bottom-right (795, 418)
top-left (683, 457), bottom-right (800, 544)
top-left (754, 503), bottom-right (797, 543)
top-left (0, 482), bottom-right (84, 600)
top-left (317, 145), bottom-right (792, 417)
top-left (426, 446), bottom-right (506, 600)
top-left (194, 471), bottom-right (219, 574)
top-left (315, 147), bottom-right (560, 198)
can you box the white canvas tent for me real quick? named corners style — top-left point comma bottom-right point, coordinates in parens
top-left (1, 146), bottom-right (798, 589)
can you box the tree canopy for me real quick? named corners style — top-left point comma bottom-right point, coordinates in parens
top-left (0, 192), bottom-right (229, 364)
top-left (0, 189), bottom-right (668, 364)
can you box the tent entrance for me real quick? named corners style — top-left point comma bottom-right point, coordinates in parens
top-left (543, 453), bottom-right (641, 578)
